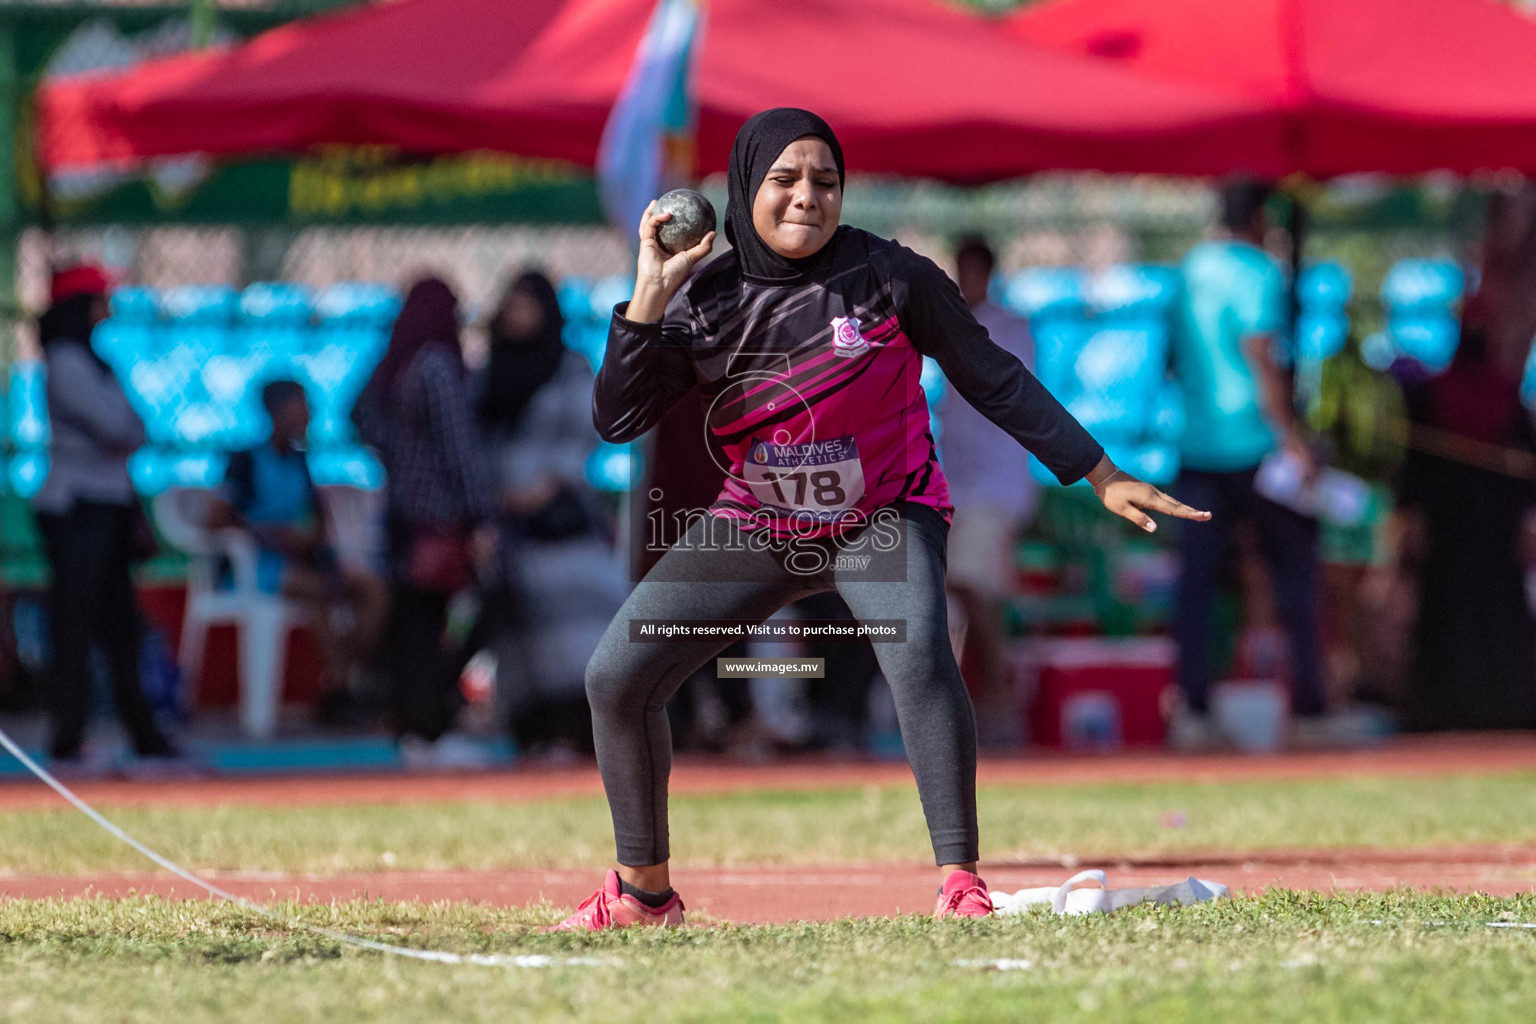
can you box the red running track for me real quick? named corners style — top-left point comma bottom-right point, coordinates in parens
top-left (1, 734), bottom-right (1532, 812)
top-left (5, 846), bottom-right (1536, 923)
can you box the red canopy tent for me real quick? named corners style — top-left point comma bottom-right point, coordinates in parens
top-left (37, 0), bottom-right (656, 173)
top-left (1009, 0), bottom-right (1536, 177)
top-left (37, 0), bottom-right (1277, 182)
top-left (691, 0), bottom-right (1277, 181)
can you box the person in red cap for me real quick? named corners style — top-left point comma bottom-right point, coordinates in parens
top-left (33, 263), bottom-right (180, 771)
top-left (49, 265), bottom-right (112, 306)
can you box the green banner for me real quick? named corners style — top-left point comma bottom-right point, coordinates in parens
top-left (24, 148), bottom-right (604, 227)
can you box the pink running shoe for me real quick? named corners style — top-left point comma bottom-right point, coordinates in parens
top-left (934, 869), bottom-right (994, 919)
top-left (548, 870), bottom-right (685, 932)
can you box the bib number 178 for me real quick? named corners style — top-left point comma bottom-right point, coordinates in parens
top-left (743, 434), bottom-right (865, 518)
top-left (758, 468), bottom-right (848, 508)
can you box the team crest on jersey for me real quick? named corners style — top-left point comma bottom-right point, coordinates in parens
top-left (830, 316), bottom-right (868, 358)
top-left (752, 442), bottom-right (771, 463)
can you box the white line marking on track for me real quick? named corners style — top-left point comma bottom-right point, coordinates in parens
top-left (954, 958), bottom-right (1034, 971)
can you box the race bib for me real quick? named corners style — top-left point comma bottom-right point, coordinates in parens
top-left (743, 435), bottom-right (866, 521)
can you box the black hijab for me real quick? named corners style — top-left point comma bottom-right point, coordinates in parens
top-left (724, 107), bottom-right (846, 283)
top-left (368, 277), bottom-right (463, 401)
top-left (480, 271), bottom-right (566, 432)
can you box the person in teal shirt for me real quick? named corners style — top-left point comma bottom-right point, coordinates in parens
top-left (1174, 230), bottom-right (1286, 471)
top-left (1169, 179), bottom-right (1330, 749)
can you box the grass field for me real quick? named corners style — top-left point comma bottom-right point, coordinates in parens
top-left (3, 767), bottom-right (1534, 1022)
top-left (3, 893), bottom-right (1535, 1023)
top-left (2, 772), bottom-right (1535, 874)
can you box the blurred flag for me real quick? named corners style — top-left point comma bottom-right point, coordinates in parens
top-left (597, 0), bottom-right (701, 237)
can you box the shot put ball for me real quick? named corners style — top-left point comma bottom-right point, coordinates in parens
top-left (654, 189), bottom-right (717, 256)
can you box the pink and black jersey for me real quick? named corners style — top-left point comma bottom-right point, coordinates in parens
top-left (595, 227), bottom-right (1102, 538)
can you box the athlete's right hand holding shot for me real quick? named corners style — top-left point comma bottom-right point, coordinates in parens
top-left (626, 199), bottom-right (716, 324)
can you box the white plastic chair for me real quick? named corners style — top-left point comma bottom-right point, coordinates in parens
top-left (152, 486), bottom-right (305, 739)
top-left (316, 484), bottom-right (386, 574)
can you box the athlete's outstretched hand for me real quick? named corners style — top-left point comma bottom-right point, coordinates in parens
top-left (1089, 461), bottom-right (1211, 533)
top-left (628, 201), bottom-right (715, 323)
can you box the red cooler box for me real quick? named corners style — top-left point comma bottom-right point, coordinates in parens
top-left (1016, 638), bottom-right (1174, 749)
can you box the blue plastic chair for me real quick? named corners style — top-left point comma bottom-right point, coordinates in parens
top-left (1295, 311), bottom-right (1350, 364)
top-left (1003, 267), bottom-right (1087, 321)
top-left (1389, 315), bottom-right (1460, 373)
top-left (162, 285), bottom-right (239, 324)
top-left (9, 363), bottom-right (50, 450)
top-left (294, 343), bottom-right (373, 446)
top-left (1521, 340), bottom-right (1536, 410)
top-left (110, 286), bottom-right (161, 324)
top-left (238, 284), bottom-right (315, 368)
top-left (557, 277), bottom-right (594, 322)
top-left (1087, 264), bottom-right (1179, 319)
top-left (305, 327), bottom-right (388, 442)
top-left (1148, 380), bottom-right (1187, 444)
top-left (125, 354), bottom-right (199, 446)
top-left (173, 402), bottom-right (233, 448)
top-left (1288, 262), bottom-right (1353, 367)
top-left (308, 447), bottom-right (385, 489)
top-left (315, 283), bottom-right (401, 327)
top-left (309, 322), bottom-right (389, 368)
top-left (919, 355), bottom-right (946, 408)
top-left (240, 282), bottom-right (314, 325)
top-left (588, 276), bottom-right (634, 320)
top-left (1012, 265), bottom-right (1185, 487)
top-left (1380, 259), bottom-right (1464, 375)
top-left (9, 451), bottom-right (48, 499)
top-left (560, 320), bottom-right (608, 374)
top-left (129, 449), bottom-right (226, 495)
top-left (92, 321), bottom-right (155, 370)
top-left (1030, 319), bottom-right (1092, 401)
top-left (1068, 324), bottom-right (1168, 443)
top-left (1298, 261), bottom-right (1353, 311)
top-left (201, 351), bottom-right (273, 407)
top-left (1115, 442), bottom-right (1179, 486)
top-left (169, 452), bottom-right (226, 489)
top-left (96, 287), bottom-right (163, 367)
top-left (585, 442), bottom-right (635, 493)
top-left (1381, 259), bottom-right (1464, 312)
top-left (202, 349), bottom-right (282, 451)
top-left (162, 286), bottom-right (237, 358)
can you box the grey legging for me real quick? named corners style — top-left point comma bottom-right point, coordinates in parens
top-left (584, 502), bottom-right (979, 866)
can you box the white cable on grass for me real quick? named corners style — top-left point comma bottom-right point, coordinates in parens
top-left (1371, 918), bottom-right (1536, 929)
top-left (0, 725), bottom-right (594, 967)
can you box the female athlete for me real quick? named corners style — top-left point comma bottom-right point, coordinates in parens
top-left (554, 108), bottom-right (1209, 930)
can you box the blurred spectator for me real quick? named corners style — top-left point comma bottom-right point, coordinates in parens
top-left (1168, 179), bottom-right (1329, 749)
top-left (33, 265), bottom-right (177, 768)
top-left (938, 237), bottom-right (1036, 746)
top-left (354, 277), bottom-right (498, 764)
top-left (1398, 316), bottom-right (1536, 730)
top-left (1305, 332), bottom-right (1410, 708)
top-left (208, 380), bottom-right (388, 727)
top-left (478, 271), bottom-right (626, 757)
top-left (1467, 183), bottom-right (1536, 380)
